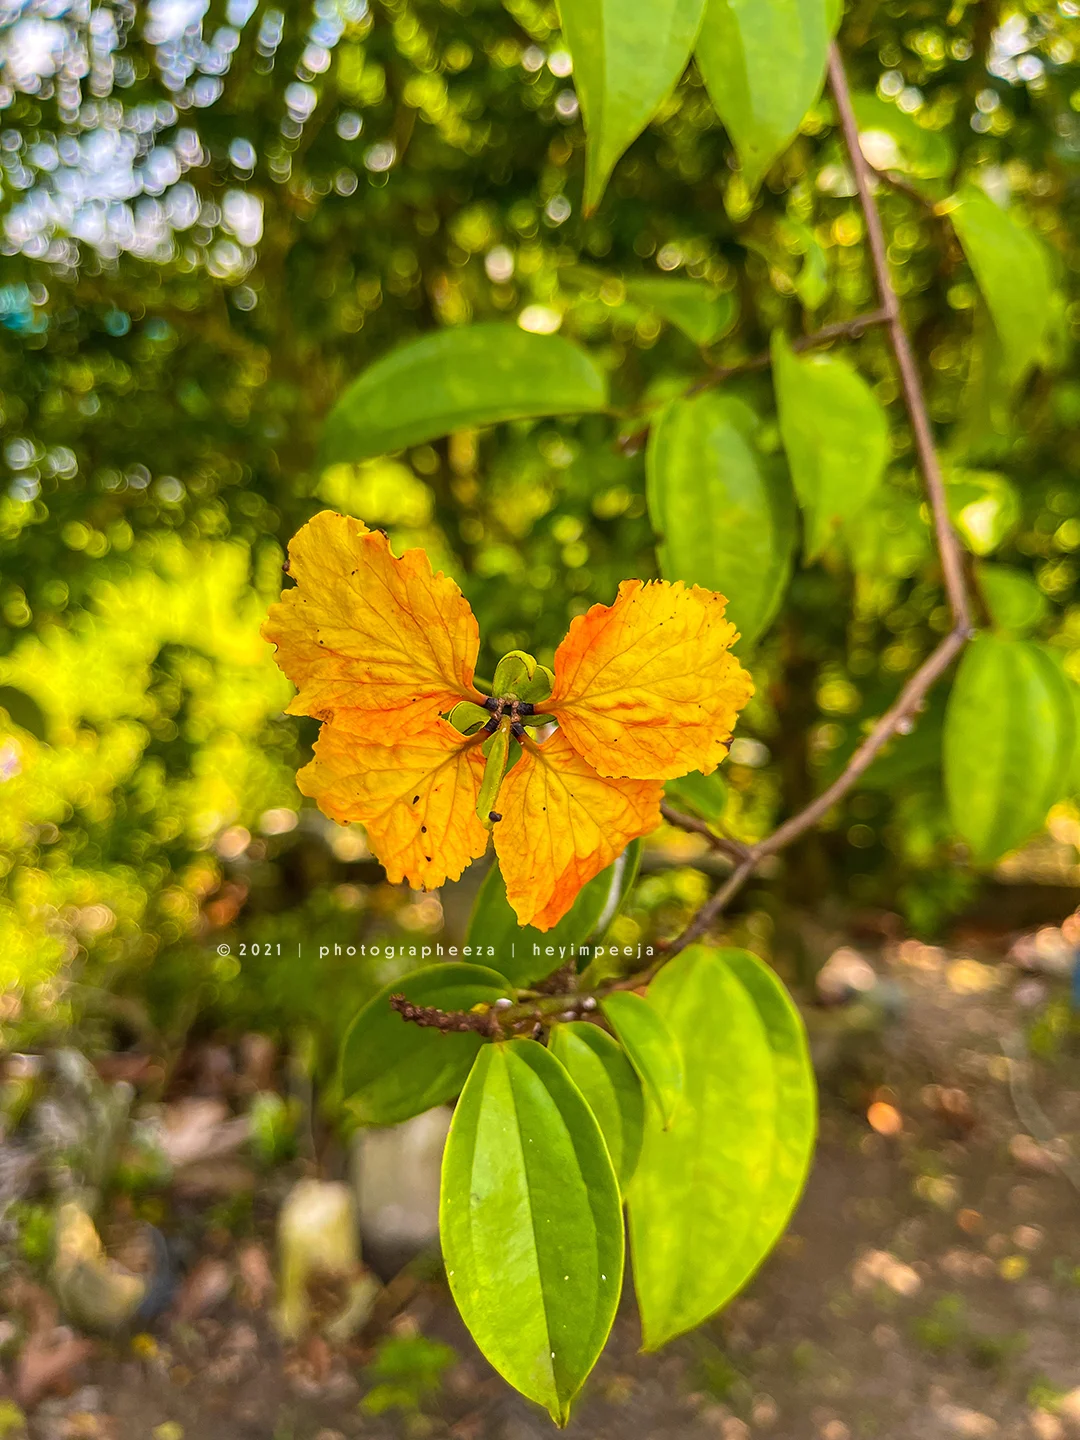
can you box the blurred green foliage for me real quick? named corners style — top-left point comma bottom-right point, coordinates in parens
top-left (1, 0), bottom-right (1079, 1052)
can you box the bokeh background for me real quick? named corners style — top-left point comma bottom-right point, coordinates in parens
top-left (3, 2), bottom-right (1080, 1434)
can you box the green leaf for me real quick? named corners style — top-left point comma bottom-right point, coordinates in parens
top-left (663, 769), bottom-right (728, 825)
top-left (696, 0), bottom-right (831, 193)
top-left (601, 991), bottom-right (684, 1128)
top-left (977, 563), bottom-right (1049, 636)
top-left (548, 1022), bottom-right (645, 1192)
top-left (851, 93), bottom-right (954, 184)
top-left (466, 843), bottom-right (642, 987)
top-left (771, 331), bottom-right (889, 561)
top-left (944, 634), bottom-right (1076, 863)
top-left (947, 187), bottom-right (1055, 386)
top-left (322, 326), bottom-right (608, 463)
top-left (338, 964), bottom-right (512, 1126)
top-left (440, 1039), bottom-right (624, 1424)
top-left (557, 0), bottom-right (707, 213)
top-left (624, 278), bottom-right (737, 345)
top-left (647, 392), bottom-right (796, 647)
top-left (945, 468), bottom-right (1021, 556)
top-left (628, 947), bottom-right (816, 1350)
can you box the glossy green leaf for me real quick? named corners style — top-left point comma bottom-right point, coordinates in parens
top-left (548, 1022), bottom-right (645, 1192)
top-left (628, 947), bottom-right (816, 1350)
top-left (944, 634), bottom-right (1076, 863)
top-left (558, 0), bottom-right (707, 213)
top-left (647, 392), bottom-right (796, 647)
top-left (945, 468), bottom-right (1021, 556)
top-left (440, 1039), bottom-right (624, 1424)
top-left (852, 92), bottom-right (954, 184)
top-left (947, 186), bottom-right (1055, 385)
top-left (696, 0), bottom-right (832, 193)
top-left (338, 964), bottom-right (511, 1126)
top-left (624, 278), bottom-right (737, 345)
top-left (664, 769), bottom-right (728, 826)
top-left (771, 331), bottom-right (889, 560)
top-left (601, 991), bottom-right (684, 1128)
top-left (977, 563), bottom-right (1050, 636)
top-left (466, 842), bottom-right (642, 987)
top-left (322, 326), bottom-right (608, 463)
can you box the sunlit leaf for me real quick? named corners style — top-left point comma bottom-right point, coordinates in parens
top-left (549, 1022), bottom-right (645, 1191)
top-left (601, 990), bottom-right (684, 1127)
top-left (466, 843), bottom-right (643, 987)
top-left (550, 579), bottom-right (754, 779)
top-left (852, 92), bottom-right (954, 184)
top-left (944, 634), bottom-right (1076, 863)
top-left (628, 947), bottom-right (816, 1349)
top-left (624, 278), bottom-right (737, 345)
top-left (696, 0), bottom-right (832, 192)
top-left (322, 327), bottom-right (608, 462)
top-left (338, 963), bottom-right (511, 1126)
top-left (647, 393), bottom-right (796, 648)
top-left (771, 331), bottom-right (889, 560)
top-left (440, 1039), bottom-right (624, 1424)
top-left (947, 186), bottom-right (1055, 386)
top-left (945, 468), bottom-right (1021, 556)
top-left (558, 0), bottom-right (707, 213)
top-left (494, 730), bottom-right (661, 931)
top-left (977, 563), bottom-right (1050, 636)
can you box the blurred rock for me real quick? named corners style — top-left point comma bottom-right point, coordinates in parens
top-left (351, 1107), bottom-right (451, 1278)
top-left (816, 947), bottom-right (878, 1006)
top-left (52, 1203), bottom-right (145, 1334)
top-left (275, 1179), bottom-right (362, 1341)
top-left (1009, 925), bottom-right (1076, 978)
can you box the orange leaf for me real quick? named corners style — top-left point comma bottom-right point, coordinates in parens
top-left (298, 716), bottom-right (490, 890)
top-left (262, 510), bottom-right (481, 740)
top-left (494, 729), bottom-right (661, 930)
top-left (549, 579), bottom-right (754, 780)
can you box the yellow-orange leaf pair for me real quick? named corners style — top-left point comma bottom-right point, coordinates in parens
top-left (263, 512), bottom-right (753, 930)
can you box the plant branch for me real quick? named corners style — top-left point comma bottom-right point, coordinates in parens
top-left (660, 802), bottom-right (752, 863)
top-left (827, 44), bottom-right (972, 635)
top-left (685, 307), bottom-right (891, 395)
top-left (392, 47), bottom-right (977, 1040)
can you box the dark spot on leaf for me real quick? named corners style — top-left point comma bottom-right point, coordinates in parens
top-left (413, 795), bottom-right (420, 804)
top-left (421, 825), bottom-right (427, 833)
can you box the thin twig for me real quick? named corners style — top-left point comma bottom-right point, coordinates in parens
top-left (617, 308), bottom-right (890, 452)
top-left (660, 802), bottom-right (752, 863)
top-left (827, 44), bottom-right (972, 634)
top-left (686, 307), bottom-right (891, 396)
top-left (864, 161), bottom-right (937, 212)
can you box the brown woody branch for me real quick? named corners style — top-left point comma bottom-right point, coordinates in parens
top-left (662, 44), bottom-right (975, 956)
top-left (393, 46), bottom-right (976, 1039)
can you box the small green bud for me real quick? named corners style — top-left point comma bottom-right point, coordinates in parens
top-left (448, 701), bottom-right (492, 735)
top-left (492, 649), bottom-right (537, 699)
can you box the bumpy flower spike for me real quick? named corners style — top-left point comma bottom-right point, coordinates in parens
top-left (263, 511), bottom-right (753, 931)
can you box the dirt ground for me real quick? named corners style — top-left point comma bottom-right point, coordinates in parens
top-left (9, 932), bottom-right (1080, 1440)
